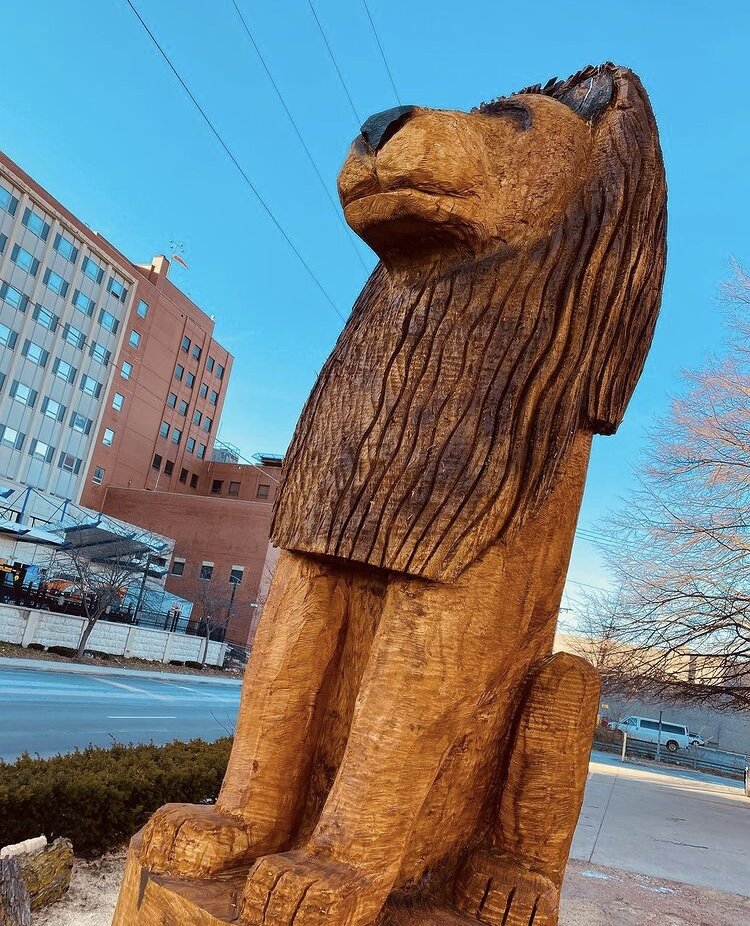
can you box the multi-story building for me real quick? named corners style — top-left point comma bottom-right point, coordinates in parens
top-left (0, 149), bottom-right (279, 648)
top-left (0, 151), bottom-right (136, 502)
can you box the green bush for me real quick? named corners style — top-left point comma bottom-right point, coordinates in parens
top-left (0, 738), bottom-right (231, 857)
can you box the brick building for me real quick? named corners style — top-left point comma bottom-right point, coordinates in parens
top-left (0, 149), bottom-right (278, 646)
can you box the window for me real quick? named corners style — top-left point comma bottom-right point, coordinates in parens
top-left (171, 427), bottom-right (182, 445)
top-left (43, 268), bottom-right (68, 295)
top-left (52, 358), bottom-right (77, 383)
top-left (89, 342), bottom-right (111, 366)
top-left (29, 439), bottom-right (54, 463)
top-left (216, 363), bottom-right (225, 380)
top-left (206, 356), bottom-right (215, 372)
top-left (179, 467), bottom-right (188, 484)
top-left (79, 374), bottom-right (102, 398)
top-left (62, 322), bottom-right (86, 349)
top-left (211, 479), bottom-right (223, 494)
top-left (229, 566), bottom-right (244, 584)
top-left (185, 371), bottom-right (195, 388)
top-left (129, 330), bottom-right (140, 349)
top-left (12, 245), bottom-right (40, 276)
top-left (178, 399), bottom-right (188, 416)
top-left (112, 392), bottom-right (124, 411)
top-left (228, 481), bottom-right (240, 497)
top-left (199, 382), bottom-right (208, 398)
top-left (0, 426), bottom-right (24, 451)
top-left (99, 309), bottom-right (119, 333)
top-left (33, 304), bottom-right (58, 332)
top-left (10, 381), bottom-right (37, 407)
top-left (181, 336), bottom-right (191, 352)
top-left (0, 183), bottom-right (18, 215)
top-left (152, 453), bottom-right (162, 470)
top-left (102, 428), bottom-right (115, 446)
top-left (192, 410), bottom-right (202, 425)
top-left (197, 443), bottom-right (206, 459)
top-left (58, 452), bottom-right (82, 474)
top-left (199, 562), bottom-right (214, 581)
top-left (164, 460), bottom-right (174, 476)
top-left (203, 417), bottom-right (212, 433)
top-left (107, 277), bottom-right (128, 302)
top-left (0, 233), bottom-right (6, 254)
top-left (53, 232), bottom-right (78, 263)
top-left (210, 390), bottom-right (219, 406)
top-left (72, 289), bottom-right (95, 317)
top-left (22, 207), bottom-right (50, 240)
top-left (159, 421), bottom-right (169, 438)
top-left (192, 344), bottom-right (201, 360)
top-left (171, 558), bottom-right (185, 576)
top-left (120, 361), bottom-right (133, 380)
top-left (257, 484), bottom-right (270, 499)
top-left (82, 256), bottom-right (104, 283)
top-left (0, 281), bottom-right (29, 312)
top-left (167, 392), bottom-right (177, 409)
top-left (186, 437), bottom-right (196, 453)
top-left (175, 364), bottom-right (184, 381)
top-left (41, 397), bottom-right (65, 421)
top-left (190, 473), bottom-right (198, 488)
top-left (136, 299), bottom-right (148, 318)
top-left (92, 466), bottom-right (105, 485)
top-left (70, 411), bottom-right (92, 435)
top-left (22, 339), bottom-right (49, 367)
top-left (0, 322), bottom-right (18, 349)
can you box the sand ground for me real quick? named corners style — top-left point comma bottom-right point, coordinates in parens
top-left (33, 853), bottom-right (750, 926)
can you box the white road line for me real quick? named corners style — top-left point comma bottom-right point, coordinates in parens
top-left (90, 677), bottom-right (173, 701)
top-left (107, 715), bottom-right (177, 720)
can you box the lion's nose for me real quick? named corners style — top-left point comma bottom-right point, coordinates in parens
top-left (360, 105), bottom-right (416, 152)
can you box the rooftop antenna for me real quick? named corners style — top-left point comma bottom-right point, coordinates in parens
top-left (169, 238), bottom-right (189, 270)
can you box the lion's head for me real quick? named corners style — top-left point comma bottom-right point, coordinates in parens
top-left (338, 63), bottom-right (666, 436)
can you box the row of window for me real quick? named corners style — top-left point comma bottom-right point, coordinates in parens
top-left (167, 384), bottom-right (219, 410)
top-left (180, 336), bottom-right (225, 382)
top-left (0, 425), bottom-right (82, 473)
top-left (210, 478), bottom-right (270, 499)
top-left (155, 418), bottom-right (208, 453)
top-left (161, 405), bottom-right (213, 433)
top-left (7, 378), bottom-right (95, 432)
top-left (1, 275), bottom-right (122, 337)
top-left (152, 454), bottom-right (200, 487)
top-left (1, 335), bottom-right (105, 395)
top-left (170, 559), bottom-right (244, 584)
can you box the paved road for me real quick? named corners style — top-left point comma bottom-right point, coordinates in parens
top-left (0, 662), bottom-right (242, 761)
top-left (573, 752), bottom-right (750, 896)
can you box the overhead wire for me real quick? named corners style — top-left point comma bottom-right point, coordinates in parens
top-left (361, 0), bottom-right (401, 106)
top-left (228, 0), bottom-right (370, 274)
top-left (306, 0), bottom-right (363, 127)
top-left (122, 0), bottom-right (346, 323)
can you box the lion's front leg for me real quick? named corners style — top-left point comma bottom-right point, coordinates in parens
top-left (455, 652), bottom-right (600, 926)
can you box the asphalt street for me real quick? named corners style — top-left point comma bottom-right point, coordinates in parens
top-left (0, 661), bottom-right (242, 761)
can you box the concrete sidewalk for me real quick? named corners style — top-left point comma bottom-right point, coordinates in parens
top-left (0, 656), bottom-right (242, 686)
top-left (572, 751), bottom-right (749, 896)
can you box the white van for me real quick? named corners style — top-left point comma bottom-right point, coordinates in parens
top-left (613, 716), bottom-right (691, 751)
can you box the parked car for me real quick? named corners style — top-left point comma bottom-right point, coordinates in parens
top-left (611, 715), bottom-right (691, 751)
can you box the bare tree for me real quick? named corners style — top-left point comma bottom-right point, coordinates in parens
top-left (46, 528), bottom-right (164, 657)
top-left (585, 265), bottom-right (750, 709)
top-left (194, 581), bottom-right (230, 666)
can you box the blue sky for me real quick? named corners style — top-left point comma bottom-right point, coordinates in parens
top-left (2, 1), bottom-right (747, 605)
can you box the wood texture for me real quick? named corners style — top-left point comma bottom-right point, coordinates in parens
top-left (113, 62), bottom-right (666, 926)
top-left (0, 859), bottom-right (30, 926)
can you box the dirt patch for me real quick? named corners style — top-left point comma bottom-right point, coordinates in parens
top-left (32, 854), bottom-right (749, 925)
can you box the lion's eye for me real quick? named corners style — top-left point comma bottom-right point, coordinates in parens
top-left (479, 101), bottom-right (532, 131)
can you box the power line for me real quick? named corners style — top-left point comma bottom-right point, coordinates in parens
top-left (228, 0), bottom-right (370, 274)
top-left (361, 0), bottom-right (401, 106)
top-left (306, 0), bottom-right (362, 127)
top-left (122, 0), bottom-right (346, 323)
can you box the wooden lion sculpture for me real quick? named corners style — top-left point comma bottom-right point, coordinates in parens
top-left (113, 63), bottom-right (666, 926)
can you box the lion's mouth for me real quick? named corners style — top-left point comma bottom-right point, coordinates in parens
top-left (341, 179), bottom-right (473, 210)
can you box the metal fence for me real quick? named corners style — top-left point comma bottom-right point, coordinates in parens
top-left (594, 736), bottom-right (749, 782)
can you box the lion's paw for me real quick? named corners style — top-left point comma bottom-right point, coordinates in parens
top-left (241, 850), bottom-right (375, 926)
top-left (454, 850), bottom-right (558, 926)
top-left (139, 803), bottom-right (256, 878)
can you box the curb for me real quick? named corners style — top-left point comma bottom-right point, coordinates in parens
top-left (0, 656), bottom-right (242, 686)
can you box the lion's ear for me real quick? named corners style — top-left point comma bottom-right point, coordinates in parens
top-left (556, 71), bottom-right (614, 123)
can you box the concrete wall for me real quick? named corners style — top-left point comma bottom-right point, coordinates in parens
top-left (0, 603), bottom-right (226, 666)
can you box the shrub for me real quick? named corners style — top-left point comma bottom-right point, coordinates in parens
top-left (184, 661), bottom-right (205, 670)
top-left (26, 643), bottom-right (46, 651)
top-left (46, 646), bottom-right (77, 657)
top-left (0, 738), bottom-right (231, 857)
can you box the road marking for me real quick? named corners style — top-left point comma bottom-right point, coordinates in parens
top-left (90, 677), bottom-right (172, 701)
top-left (107, 715), bottom-right (177, 720)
